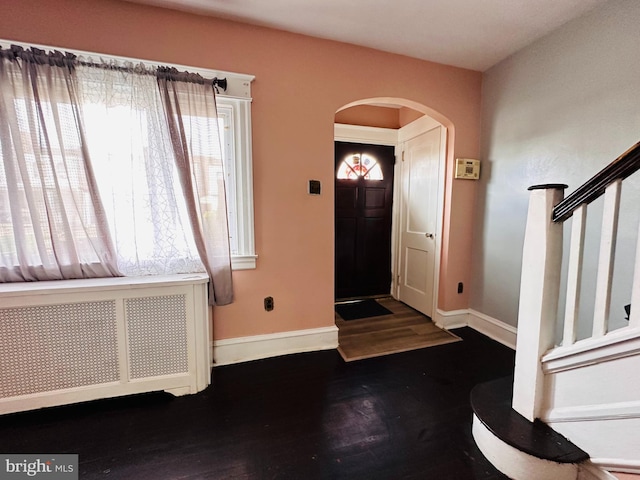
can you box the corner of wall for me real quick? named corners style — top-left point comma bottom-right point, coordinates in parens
top-left (436, 307), bottom-right (516, 350)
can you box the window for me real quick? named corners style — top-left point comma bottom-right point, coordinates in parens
top-left (215, 97), bottom-right (256, 269)
top-left (80, 65), bottom-right (256, 274)
top-left (1, 40), bottom-right (256, 274)
top-left (337, 153), bottom-right (384, 180)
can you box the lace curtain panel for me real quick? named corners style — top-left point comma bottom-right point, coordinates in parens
top-left (0, 47), bottom-right (121, 281)
top-left (157, 70), bottom-right (234, 305)
top-left (0, 47), bottom-right (233, 305)
top-left (77, 65), bottom-right (206, 277)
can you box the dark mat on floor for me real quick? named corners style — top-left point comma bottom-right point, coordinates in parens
top-left (335, 299), bottom-right (393, 321)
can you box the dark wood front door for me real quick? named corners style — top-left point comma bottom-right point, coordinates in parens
top-left (335, 141), bottom-right (395, 300)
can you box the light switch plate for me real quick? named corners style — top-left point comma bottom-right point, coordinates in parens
top-left (308, 180), bottom-right (321, 195)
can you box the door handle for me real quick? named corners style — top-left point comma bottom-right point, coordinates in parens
top-left (425, 233), bottom-right (434, 239)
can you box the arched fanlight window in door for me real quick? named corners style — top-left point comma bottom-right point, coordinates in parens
top-left (336, 153), bottom-right (384, 180)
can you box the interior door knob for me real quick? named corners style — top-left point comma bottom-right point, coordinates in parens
top-left (425, 233), bottom-right (434, 239)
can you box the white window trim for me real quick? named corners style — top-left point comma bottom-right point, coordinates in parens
top-left (220, 97), bottom-right (256, 270)
top-left (1, 38), bottom-right (257, 271)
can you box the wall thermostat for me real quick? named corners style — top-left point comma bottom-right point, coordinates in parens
top-left (455, 158), bottom-right (480, 180)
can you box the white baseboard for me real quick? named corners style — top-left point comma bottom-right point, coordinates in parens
top-left (468, 309), bottom-right (517, 350)
top-left (211, 308), bottom-right (515, 367)
top-left (212, 326), bottom-right (339, 366)
top-left (434, 308), bottom-right (516, 350)
top-left (434, 309), bottom-right (469, 329)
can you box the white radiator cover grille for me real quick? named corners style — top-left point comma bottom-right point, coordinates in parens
top-left (126, 295), bottom-right (189, 379)
top-left (0, 275), bottom-right (210, 415)
top-left (0, 301), bottom-right (119, 397)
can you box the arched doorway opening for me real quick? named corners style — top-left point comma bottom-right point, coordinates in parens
top-left (334, 98), bottom-right (453, 321)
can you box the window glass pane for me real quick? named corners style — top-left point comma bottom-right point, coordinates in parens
top-left (0, 94), bottom-right (107, 270)
top-left (336, 153), bottom-right (383, 180)
top-left (215, 106), bottom-right (238, 255)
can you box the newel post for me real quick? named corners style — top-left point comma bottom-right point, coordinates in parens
top-left (512, 184), bottom-right (567, 422)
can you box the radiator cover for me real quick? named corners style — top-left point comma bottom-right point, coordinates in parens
top-left (0, 274), bottom-right (210, 415)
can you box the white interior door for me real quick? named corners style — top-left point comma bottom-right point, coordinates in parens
top-left (396, 124), bottom-right (443, 317)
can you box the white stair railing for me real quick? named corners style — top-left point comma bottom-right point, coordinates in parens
top-left (512, 184), bottom-right (566, 422)
top-left (513, 141), bottom-right (640, 422)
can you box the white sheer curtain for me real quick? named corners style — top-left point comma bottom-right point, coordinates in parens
top-left (0, 47), bottom-right (233, 304)
top-left (157, 69), bottom-right (234, 305)
top-left (76, 63), bottom-right (206, 277)
top-left (0, 47), bottom-right (120, 281)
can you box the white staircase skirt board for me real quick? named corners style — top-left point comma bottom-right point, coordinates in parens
top-left (548, 418), bottom-right (640, 474)
top-left (543, 354), bottom-right (640, 411)
top-left (539, 327), bottom-right (640, 473)
top-left (472, 414), bottom-right (579, 480)
top-left (542, 339), bottom-right (640, 411)
top-left (212, 326), bottom-right (339, 366)
top-left (542, 326), bottom-right (640, 374)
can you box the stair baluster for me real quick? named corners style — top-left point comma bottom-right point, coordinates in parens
top-left (592, 179), bottom-right (622, 338)
top-left (562, 204), bottom-right (586, 347)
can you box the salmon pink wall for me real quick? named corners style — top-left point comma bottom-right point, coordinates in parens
top-left (0, 0), bottom-right (481, 340)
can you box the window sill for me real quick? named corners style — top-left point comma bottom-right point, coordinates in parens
top-left (232, 255), bottom-right (257, 270)
top-left (0, 256), bottom-right (254, 296)
top-left (0, 273), bottom-right (210, 298)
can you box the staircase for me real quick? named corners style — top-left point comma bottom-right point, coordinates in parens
top-left (473, 142), bottom-right (640, 479)
top-left (472, 376), bottom-right (589, 480)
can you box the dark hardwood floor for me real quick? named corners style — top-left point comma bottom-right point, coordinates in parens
top-left (0, 327), bottom-right (514, 479)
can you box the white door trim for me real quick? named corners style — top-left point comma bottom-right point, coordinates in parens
top-left (334, 123), bottom-right (399, 146)
top-left (334, 119), bottom-right (446, 318)
top-left (397, 115), bottom-right (442, 143)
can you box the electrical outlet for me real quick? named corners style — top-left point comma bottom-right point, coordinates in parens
top-left (264, 296), bottom-right (274, 311)
top-left (458, 282), bottom-right (463, 294)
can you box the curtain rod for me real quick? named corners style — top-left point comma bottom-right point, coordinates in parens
top-left (77, 59), bottom-right (228, 93)
top-left (3, 44), bottom-right (228, 93)
top-left (1, 38), bottom-right (254, 98)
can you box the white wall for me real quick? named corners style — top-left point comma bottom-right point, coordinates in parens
top-left (474, 0), bottom-right (640, 338)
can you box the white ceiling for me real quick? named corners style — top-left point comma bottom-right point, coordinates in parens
top-left (126, 0), bottom-right (608, 72)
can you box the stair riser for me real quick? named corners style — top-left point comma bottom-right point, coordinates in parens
top-left (473, 414), bottom-right (579, 480)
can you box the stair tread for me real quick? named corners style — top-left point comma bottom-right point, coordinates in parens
top-left (471, 376), bottom-right (589, 463)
